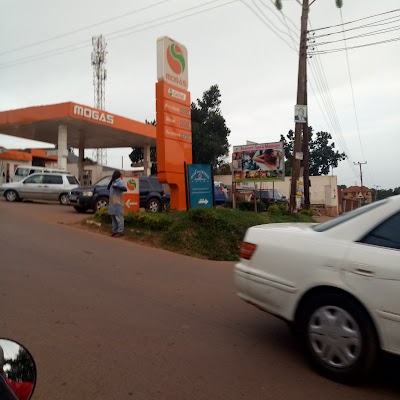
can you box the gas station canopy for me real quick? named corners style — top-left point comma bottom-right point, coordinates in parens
top-left (0, 102), bottom-right (156, 149)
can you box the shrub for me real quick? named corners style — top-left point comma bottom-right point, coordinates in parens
top-left (268, 204), bottom-right (290, 215)
top-left (299, 208), bottom-right (314, 217)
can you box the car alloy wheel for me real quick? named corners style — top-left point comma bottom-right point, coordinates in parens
top-left (96, 198), bottom-right (108, 210)
top-left (59, 193), bottom-right (69, 205)
top-left (5, 190), bottom-right (18, 202)
top-left (147, 198), bottom-right (161, 213)
top-left (308, 306), bottom-right (361, 369)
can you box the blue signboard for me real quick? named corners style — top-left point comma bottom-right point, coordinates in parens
top-left (187, 164), bottom-right (214, 209)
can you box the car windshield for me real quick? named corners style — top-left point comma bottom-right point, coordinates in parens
top-left (95, 176), bottom-right (112, 187)
top-left (313, 200), bottom-right (388, 232)
top-left (15, 167), bottom-right (30, 177)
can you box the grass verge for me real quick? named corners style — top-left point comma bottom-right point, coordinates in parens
top-left (91, 207), bottom-right (314, 261)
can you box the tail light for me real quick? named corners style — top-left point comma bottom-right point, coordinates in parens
top-left (240, 242), bottom-right (257, 260)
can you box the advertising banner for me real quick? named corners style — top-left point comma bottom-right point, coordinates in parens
top-left (187, 164), bottom-right (213, 209)
top-left (232, 142), bottom-right (285, 182)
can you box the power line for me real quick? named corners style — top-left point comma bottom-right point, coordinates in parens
top-left (339, 8), bottom-right (374, 187)
top-left (311, 14), bottom-right (400, 39)
top-left (308, 8), bottom-right (400, 32)
top-left (308, 36), bottom-right (400, 55)
top-left (0, 0), bottom-right (239, 70)
top-left (255, 3), bottom-right (357, 178)
top-left (0, 0), bottom-right (169, 57)
top-left (240, 0), bottom-right (296, 50)
top-left (312, 25), bottom-right (400, 47)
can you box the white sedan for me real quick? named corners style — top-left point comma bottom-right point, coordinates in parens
top-left (234, 195), bottom-right (400, 382)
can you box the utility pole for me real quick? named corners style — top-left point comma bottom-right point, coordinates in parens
top-left (289, 0), bottom-right (309, 213)
top-left (354, 161), bottom-right (367, 204)
top-left (374, 185), bottom-right (381, 202)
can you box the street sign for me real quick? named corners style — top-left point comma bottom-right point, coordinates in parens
top-left (187, 164), bottom-right (213, 209)
top-left (123, 177), bottom-right (140, 213)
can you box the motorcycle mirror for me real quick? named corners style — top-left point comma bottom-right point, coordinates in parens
top-left (0, 338), bottom-right (36, 400)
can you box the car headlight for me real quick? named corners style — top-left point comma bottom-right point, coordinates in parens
top-left (82, 191), bottom-right (94, 197)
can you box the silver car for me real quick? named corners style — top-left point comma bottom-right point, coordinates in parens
top-left (0, 173), bottom-right (79, 205)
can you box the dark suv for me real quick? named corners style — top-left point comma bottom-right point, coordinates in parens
top-left (252, 189), bottom-right (288, 207)
top-left (69, 175), bottom-right (166, 213)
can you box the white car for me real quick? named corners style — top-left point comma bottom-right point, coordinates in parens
top-left (234, 196), bottom-right (400, 382)
top-left (0, 172), bottom-right (79, 205)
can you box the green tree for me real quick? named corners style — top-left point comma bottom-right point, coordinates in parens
top-left (214, 161), bottom-right (232, 175)
top-left (376, 187), bottom-right (400, 201)
top-left (5, 348), bottom-right (35, 383)
top-left (280, 127), bottom-right (347, 176)
top-left (129, 119), bottom-right (157, 175)
top-left (191, 84), bottom-right (230, 167)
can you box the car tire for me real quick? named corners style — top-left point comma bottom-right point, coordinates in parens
top-left (146, 198), bottom-right (161, 213)
top-left (298, 292), bottom-right (378, 383)
top-left (95, 197), bottom-right (109, 211)
top-left (5, 190), bottom-right (19, 202)
top-left (59, 193), bottom-right (69, 205)
top-left (74, 206), bottom-right (87, 213)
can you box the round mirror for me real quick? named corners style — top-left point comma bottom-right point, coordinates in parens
top-left (0, 339), bottom-right (36, 400)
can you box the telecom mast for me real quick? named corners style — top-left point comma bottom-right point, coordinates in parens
top-left (91, 35), bottom-right (107, 165)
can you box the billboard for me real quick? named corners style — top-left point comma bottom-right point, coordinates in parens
top-left (232, 142), bottom-right (285, 182)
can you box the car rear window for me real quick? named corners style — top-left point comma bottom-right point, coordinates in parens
top-left (148, 179), bottom-right (163, 191)
top-left (67, 176), bottom-right (79, 185)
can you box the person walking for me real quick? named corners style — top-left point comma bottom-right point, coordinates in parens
top-left (107, 170), bottom-right (127, 237)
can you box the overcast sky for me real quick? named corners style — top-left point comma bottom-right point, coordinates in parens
top-left (1, 0), bottom-right (399, 189)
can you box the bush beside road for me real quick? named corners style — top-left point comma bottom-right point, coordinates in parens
top-left (92, 207), bottom-right (314, 261)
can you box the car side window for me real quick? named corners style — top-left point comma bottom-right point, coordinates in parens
top-left (140, 180), bottom-right (150, 190)
top-left (359, 212), bottom-right (400, 251)
top-left (43, 175), bottom-right (63, 184)
top-left (24, 175), bottom-right (43, 184)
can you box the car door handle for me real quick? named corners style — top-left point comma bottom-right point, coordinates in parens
top-left (355, 268), bottom-right (374, 277)
top-left (349, 263), bottom-right (375, 277)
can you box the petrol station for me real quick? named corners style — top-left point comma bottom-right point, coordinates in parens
top-left (0, 36), bottom-right (193, 211)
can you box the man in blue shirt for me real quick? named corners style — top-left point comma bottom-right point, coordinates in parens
top-left (107, 170), bottom-right (127, 237)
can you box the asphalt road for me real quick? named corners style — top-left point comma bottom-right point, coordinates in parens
top-left (0, 200), bottom-right (398, 400)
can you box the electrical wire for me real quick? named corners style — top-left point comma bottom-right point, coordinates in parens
top-left (312, 25), bottom-right (400, 47)
top-left (0, 0), bottom-right (239, 70)
top-left (0, 0), bottom-right (169, 57)
top-left (240, 0), bottom-right (296, 50)
top-left (308, 36), bottom-right (400, 55)
top-left (308, 8), bottom-right (400, 32)
top-left (311, 14), bottom-right (400, 39)
top-left (339, 8), bottom-right (374, 187)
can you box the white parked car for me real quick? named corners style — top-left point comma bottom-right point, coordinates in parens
top-left (0, 172), bottom-right (79, 204)
top-left (234, 196), bottom-right (400, 382)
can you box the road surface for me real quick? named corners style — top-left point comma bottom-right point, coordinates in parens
top-left (0, 200), bottom-right (398, 399)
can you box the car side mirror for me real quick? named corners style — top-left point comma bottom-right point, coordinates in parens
top-left (0, 338), bottom-right (36, 400)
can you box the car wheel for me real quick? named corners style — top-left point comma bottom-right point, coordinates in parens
top-left (74, 206), bottom-right (87, 213)
top-left (298, 293), bottom-right (378, 383)
top-left (59, 193), bottom-right (69, 205)
top-left (95, 197), bottom-right (109, 211)
top-left (5, 190), bottom-right (19, 202)
top-left (146, 198), bottom-right (161, 213)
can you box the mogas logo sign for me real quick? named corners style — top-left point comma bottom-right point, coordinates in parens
top-left (73, 105), bottom-right (114, 124)
top-left (157, 36), bottom-right (188, 90)
top-left (167, 43), bottom-right (185, 75)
